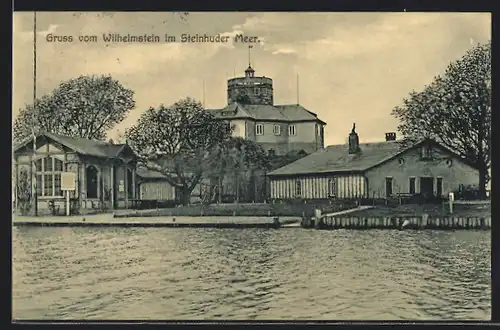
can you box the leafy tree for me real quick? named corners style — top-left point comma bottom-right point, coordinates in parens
top-left (392, 41), bottom-right (491, 198)
top-left (126, 97), bottom-right (232, 205)
top-left (207, 137), bottom-right (269, 203)
top-left (13, 75), bottom-right (135, 142)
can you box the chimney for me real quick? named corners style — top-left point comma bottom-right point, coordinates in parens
top-left (348, 123), bottom-right (360, 154)
top-left (385, 132), bottom-right (396, 141)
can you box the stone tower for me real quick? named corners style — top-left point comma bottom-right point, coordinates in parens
top-left (227, 65), bottom-right (274, 105)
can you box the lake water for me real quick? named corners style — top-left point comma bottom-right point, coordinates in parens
top-left (12, 226), bottom-right (491, 320)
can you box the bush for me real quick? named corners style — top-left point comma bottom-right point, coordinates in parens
top-left (453, 184), bottom-right (482, 200)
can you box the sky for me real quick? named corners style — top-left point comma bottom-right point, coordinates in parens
top-left (12, 12), bottom-right (491, 145)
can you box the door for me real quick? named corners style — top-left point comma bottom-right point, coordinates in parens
top-left (385, 177), bottom-right (393, 198)
top-left (436, 178), bottom-right (443, 197)
top-left (420, 177), bottom-right (434, 198)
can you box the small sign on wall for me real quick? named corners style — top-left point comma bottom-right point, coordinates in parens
top-left (61, 172), bottom-right (76, 191)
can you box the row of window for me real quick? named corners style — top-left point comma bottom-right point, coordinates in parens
top-left (293, 179), bottom-right (337, 197)
top-left (256, 124), bottom-right (296, 136)
top-left (31, 156), bottom-right (135, 199)
top-left (35, 157), bottom-right (64, 197)
top-left (385, 177), bottom-right (443, 197)
top-left (290, 177), bottom-right (444, 198)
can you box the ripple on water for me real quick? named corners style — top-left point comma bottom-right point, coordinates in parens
top-left (12, 226), bottom-right (491, 320)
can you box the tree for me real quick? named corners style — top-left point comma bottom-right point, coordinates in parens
top-left (13, 75), bottom-right (135, 142)
top-left (207, 137), bottom-right (269, 203)
top-left (392, 41), bottom-right (491, 198)
top-left (126, 97), bottom-right (232, 205)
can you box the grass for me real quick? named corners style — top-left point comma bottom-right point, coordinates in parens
top-left (346, 202), bottom-right (491, 218)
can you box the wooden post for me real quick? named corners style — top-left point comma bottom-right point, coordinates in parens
top-left (66, 190), bottom-right (70, 216)
top-left (421, 213), bottom-right (428, 229)
top-left (110, 166), bottom-right (114, 209)
top-left (97, 167), bottom-right (101, 200)
top-left (132, 168), bottom-right (136, 200)
top-left (448, 192), bottom-right (454, 214)
top-left (124, 167), bottom-right (128, 209)
top-left (314, 209), bottom-right (322, 229)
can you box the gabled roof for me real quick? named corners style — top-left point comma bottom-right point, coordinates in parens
top-left (207, 103), bottom-right (326, 124)
top-left (267, 138), bottom-right (477, 177)
top-left (14, 132), bottom-right (133, 159)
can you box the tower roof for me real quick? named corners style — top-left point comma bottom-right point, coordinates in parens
top-left (245, 65), bottom-right (255, 78)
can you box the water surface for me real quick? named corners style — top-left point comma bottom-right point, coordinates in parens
top-left (12, 226), bottom-right (491, 320)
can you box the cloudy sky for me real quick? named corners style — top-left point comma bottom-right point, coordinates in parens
top-left (13, 12), bottom-right (490, 145)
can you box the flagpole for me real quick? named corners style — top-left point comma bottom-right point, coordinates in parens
top-left (32, 11), bottom-right (38, 216)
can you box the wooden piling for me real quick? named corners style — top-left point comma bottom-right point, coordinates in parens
top-left (421, 214), bottom-right (428, 229)
top-left (314, 209), bottom-right (322, 229)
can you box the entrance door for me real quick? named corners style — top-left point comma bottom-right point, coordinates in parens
top-left (420, 177), bottom-right (434, 198)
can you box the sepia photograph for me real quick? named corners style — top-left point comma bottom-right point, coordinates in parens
top-left (12, 11), bottom-right (491, 321)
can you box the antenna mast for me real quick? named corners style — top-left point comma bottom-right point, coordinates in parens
top-left (248, 45), bottom-right (253, 67)
top-left (32, 11), bottom-right (38, 216)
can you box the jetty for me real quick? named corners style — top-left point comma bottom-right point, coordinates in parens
top-left (305, 210), bottom-right (491, 230)
top-left (12, 214), bottom-right (302, 229)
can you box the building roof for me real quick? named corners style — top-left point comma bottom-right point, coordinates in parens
top-left (136, 166), bottom-right (167, 179)
top-left (14, 132), bottom-right (132, 159)
top-left (207, 103), bottom-right (326, 124)
top-left (267, 138), bottom-right (477, 177)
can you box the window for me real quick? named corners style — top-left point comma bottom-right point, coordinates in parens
top-left (385, 177), bottom-right (393, 197)
top-left (421, 145), bottom-right (432, 159)
top-left (268, 149), bottom-right (275, 157)
top-left (273, 125), bottom-right (281, 135)
top-left (289, 125), bottom-right (296, 136)
top-left (295, 180), bottom-right (302, 197)
top-left (254, 87), bottom-right (260, 94)
top-left (256, 124), bottom-right (264, 135)
top-left (35, 157), bottom-right (64, 197)
top-left (86, 165), bottom-right (99, 199)
top-left (328, 178), bottom-right (336, 197)
top-left (409, 177), bottom-right (416, 194)
top-left (436, 177), bottom-right (443, 197)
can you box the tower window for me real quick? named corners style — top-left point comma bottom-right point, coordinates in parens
top-left (288, 125), bottom-right (296, 136)
top-left (256, 124), bottom-right (264, 135)
top-left (254, 87), bottom-right (261, 94)
top-left (273, 125), bottom-right (281, 135)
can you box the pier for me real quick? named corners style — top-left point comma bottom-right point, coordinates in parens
top-left (305, 212), bottom-right (491, 230)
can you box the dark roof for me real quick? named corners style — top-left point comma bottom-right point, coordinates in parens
top-left (268, 141), bottom-right (405, 176)
top-left (267, 138), bottom-right (477, 176)
top-left (207, 103), bottom-right (326, 124)
top-left (14, 132), bottom-right (130, 159)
